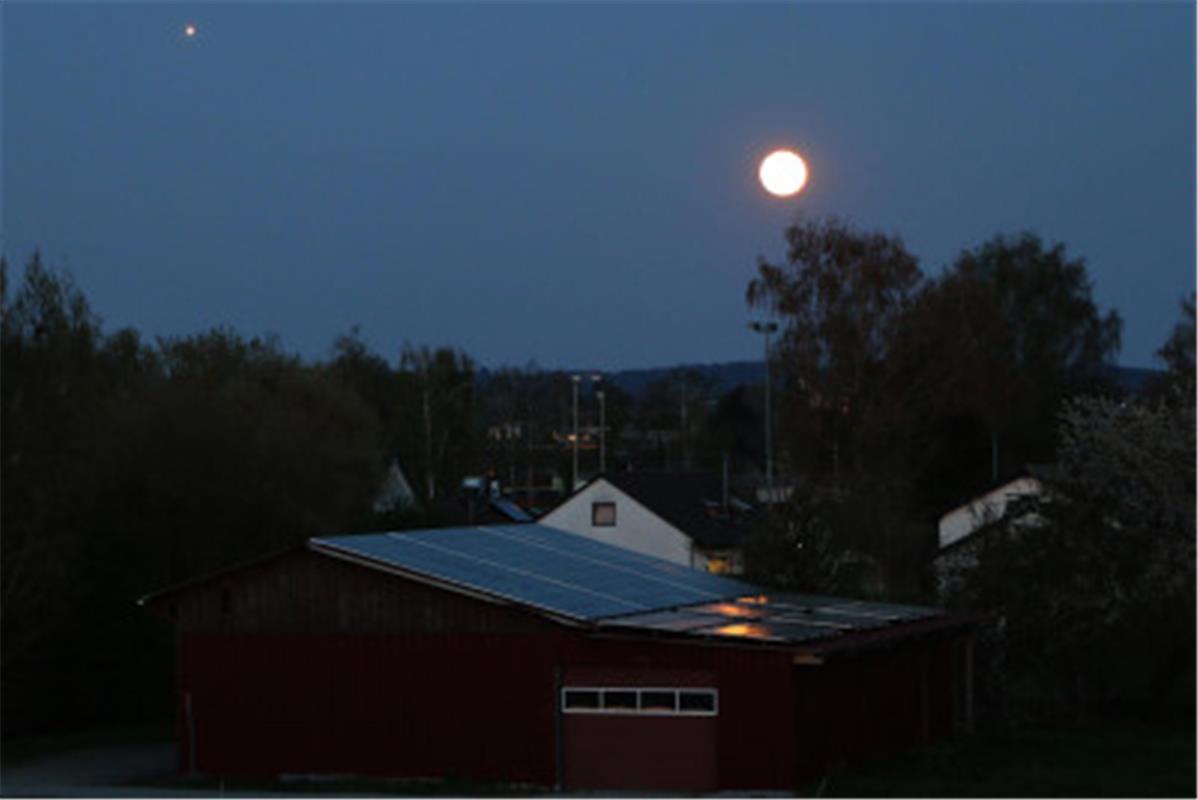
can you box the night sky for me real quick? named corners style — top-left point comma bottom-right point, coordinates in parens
top-left (4, 2), bottom-right (1194, 370)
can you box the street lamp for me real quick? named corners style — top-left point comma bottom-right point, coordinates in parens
top-left (749, 321), bottom-right (779, 498)
top-left (571, 375), bottom-right (581, 490)
top-left (590, 374), bottom-right (605, 475)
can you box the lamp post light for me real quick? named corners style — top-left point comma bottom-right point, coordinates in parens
top-left (571, 375), bottom-right (581, 490)
top-left (590, 373), bottom-right (605, 476)
top-left (749, 321), bottom-right (779, 498)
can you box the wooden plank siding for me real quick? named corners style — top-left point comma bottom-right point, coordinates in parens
top-left (168, 548), bottom-right (560, 636)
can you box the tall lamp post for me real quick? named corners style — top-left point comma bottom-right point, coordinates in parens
top-left (590, 374), bottom-right (605, 475)
top-left (749, 321), bottom-right (778, 498)
top-left (571, 375), bottom-right (581, 490)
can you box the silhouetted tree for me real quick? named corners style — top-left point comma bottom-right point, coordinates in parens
top-left (747, 215), bottom-right (923, 481)
top-left (1153, 292), bottom-right (1195, 400)
top-left (399, 343), bottom-right (477, 501)
top-left (1, 254), bottom-right (387, 735)
top-left (894, 233), bottom-right (1123, 511)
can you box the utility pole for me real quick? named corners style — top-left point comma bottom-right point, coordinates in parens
top-left (571, 375), bottom-right (581, 490)
top-left (749, 321), bottom-right (779, 499)
top-left (597, 389), bottom-right (606, 475)
top-left (590, 373), bottom-right (606, 476)
top-left (680, 379), bottom-right (689, 470)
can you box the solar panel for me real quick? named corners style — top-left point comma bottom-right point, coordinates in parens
top-left (311, 524), bottom-right (757, 622)
top-left (489, 497), bottom-right (534, 522)
top-left (603, 591), bottom-right (945, 646)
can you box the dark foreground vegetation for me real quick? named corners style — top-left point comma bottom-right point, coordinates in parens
top-left (3, 217), bottom-right (1193, 782)
top-left (803, 722), bottom-right (1197, 798)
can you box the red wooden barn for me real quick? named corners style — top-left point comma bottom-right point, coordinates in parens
top-left (142, 524), bottom-right (975, 792)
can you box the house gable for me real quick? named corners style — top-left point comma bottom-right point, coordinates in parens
top-left (540, 479), bottom-right (703, 569)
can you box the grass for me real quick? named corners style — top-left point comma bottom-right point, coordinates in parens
top-left (803, 722), bottom-right (1197, 798)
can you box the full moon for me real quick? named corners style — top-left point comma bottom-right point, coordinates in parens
top-left (759, 149), bottom-right (808, 197)
top-left (183, 23), bottom-right (198, 38)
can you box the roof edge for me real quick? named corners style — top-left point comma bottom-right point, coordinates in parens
top-left (308, 536), bottom-right (588, 629)
top-left (136, 545), bottom-right (304, 608)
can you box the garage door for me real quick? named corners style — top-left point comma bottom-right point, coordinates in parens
top-left (561, 683), bottom-right (718, 792)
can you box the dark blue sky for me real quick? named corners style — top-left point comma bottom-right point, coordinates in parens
top-left (4, 2), bottom-right (1194, 370)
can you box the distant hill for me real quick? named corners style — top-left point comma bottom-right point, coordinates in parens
top-left (482, 362), bottom-right (1162, 398)
top-left (606, 362), bottom-right (1164, 398)
top-left (607, 361), bottom-right (765, 396)
top-left (1100, 365), bottom-right (1162, 395)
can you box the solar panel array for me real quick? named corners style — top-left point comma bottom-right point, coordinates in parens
top-left (600, 592), bottom-right (942, 644)
top-left (311, 524), bottom-right (757, 621)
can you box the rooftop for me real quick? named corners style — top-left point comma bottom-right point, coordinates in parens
top-left (311, 524), bottom-right (949, 651)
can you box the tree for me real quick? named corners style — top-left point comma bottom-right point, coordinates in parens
top-left (399, 343), bottom-right (477, 501)
top-left (741, 485), bottom-right (845, 594)
top-left (950, 394), bottom-right (1195, 721)
top-left (744, 217), bottom-right (931, 599)
top-left (2, 256), bottom-right (387, 734)
top-left (746, 215), bottom-right (923, 480)
top-left (881, 232), bottom-right (1125, 528)
top-left (897, 233), bottom-right (1122, 507)
top-left (1, 254), bottom-right (105, 684)
top-left (1154, 292), bottom-right (1195, 399)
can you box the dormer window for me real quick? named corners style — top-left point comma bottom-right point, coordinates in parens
top-left (592, 501), bottom-right (616, 527)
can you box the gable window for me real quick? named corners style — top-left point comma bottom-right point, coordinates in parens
top-left (592, 501), bottom-right (616, 527)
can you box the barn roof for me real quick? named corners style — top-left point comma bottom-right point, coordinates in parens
top-left (309, 524), bottom-right (958, 654)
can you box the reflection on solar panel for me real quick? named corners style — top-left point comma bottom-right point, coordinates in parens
top-left (311, 524), bottom-right (757, 622)
top-left (601, 592), bottom-right (943, 645)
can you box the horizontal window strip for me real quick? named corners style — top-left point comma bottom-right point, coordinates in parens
top-left (562, 687), bottom-right (718, 716)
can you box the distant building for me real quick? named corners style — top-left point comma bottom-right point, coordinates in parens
top-left (371, 456), bottom-right (421, 514)
top-left (934, 475), bottom-right (1043, 596)
top-left (141, 524), bottom-right (976, 792)
top-left (539, 472), bottom-right (755, 573)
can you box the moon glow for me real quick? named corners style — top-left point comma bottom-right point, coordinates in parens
top-left (759, 149), bottom-right (808, 197)
top-left (184, 23), bottom-right (198, 38)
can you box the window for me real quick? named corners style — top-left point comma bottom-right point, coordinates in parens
top-left (562, 687), bottom-right (718, 716)
top-left (603, 690), bottom-right (637, 710)
top-left (592, 501), bottom-right (616, 526)
top-left (679, 691), bottom-right (717, 713)
top-left (706, 555), bottom-right (732, 575)
top-left (563, 689), bottom-right (601, 710)
top-left (640, 691), bottom-right (677, 712)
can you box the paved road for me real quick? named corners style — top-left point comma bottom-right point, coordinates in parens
top-left (0, 743), bottom-right (200, 797)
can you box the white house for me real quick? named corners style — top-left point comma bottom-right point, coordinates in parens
top-left (539, 472), bottom-right (754, 573)
top-left (934, 475), bottom-right (1043, 596)
top-left (937, 476), bottom-right (1042, 550)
